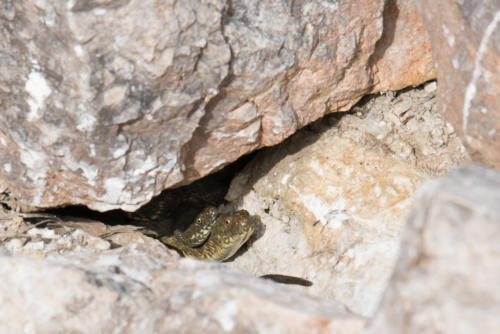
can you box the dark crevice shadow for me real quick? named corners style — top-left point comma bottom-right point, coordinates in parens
top-left (41, 152), bottom-right (257, 240)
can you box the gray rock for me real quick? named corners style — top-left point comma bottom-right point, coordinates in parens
top-left (0, 0), bottom-right (434, 211)
top-left (0, 241), bottom-right (365, 334)
top-left (365, 165), bottom-right (500, 333)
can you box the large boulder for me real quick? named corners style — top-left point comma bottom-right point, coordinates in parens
top-left (225, 83), bottom-right (468, 317)
top-left (365, 165), bottom-right (500, 333)
top-left (0, 0), bottom-right (433, 211)
top-left (0, 218), bottom-right (364, 334)
top-left (414, 0), bottom-right (500, 168)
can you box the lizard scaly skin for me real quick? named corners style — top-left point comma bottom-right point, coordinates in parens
top-left (161, 209), bottom-right (254, 261)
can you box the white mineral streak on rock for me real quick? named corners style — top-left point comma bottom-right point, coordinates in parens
top-left (19, 147), bottom-right (48, 206)
top-left (3, 163), bottom-right (11, 173)
top-left (133, 156), bottom-right (156, 177)
top-left (73, 44), bottom-right (84, 57)
top-left (441, 24), bottom-right (455, 47)
top-left (280, 173), bottom-right (290, 185)
top-left (25, 71), bottom-right (51, 122)
top-left (462, 11), bottom-right (500, 140)
top-left (214, 300), bottom-right (238, 332)
top-left (289, 183), bottom-right (346, 226)
top-left (103, 177), bottom-right (128, 201)
top-left (88, 143), bottom-right (96, 157)
top-left (414, 0), bottom-right (500, 167)
top-left (111, 134), bottom-right (130, 159)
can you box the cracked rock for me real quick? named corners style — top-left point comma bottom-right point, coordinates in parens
top-left (0, 0), bottom-right (433, 211)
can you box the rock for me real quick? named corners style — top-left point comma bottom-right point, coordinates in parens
top-left (0, 219), bottom-right (365, 333)
top-left (414, 0), bottom-right (500, 168)
top-left (0, 0), bottom-right (434, 212)
top-left (370, 0), bottom-right (435, 91)
top-left (365, 165), bottom-right (500, 333)
top-left (0, 216), bottom-right (112, 257)
top-left (0, 213), bottom-right (160, 257)
top-left (225, 84), bottom-right (468, 317)
top-left (344, 81), bottom-right (470, 176)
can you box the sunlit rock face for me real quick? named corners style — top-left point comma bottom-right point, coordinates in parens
top-left (225, 83), bottom-right (468, 317)
top-left (0, 217), bottom-right (364, 334)
top-left (414, 0), bottom-right (500, 168)
top-left (365, 165), bottom-right (500, 334)
top-left (0, 0), bottom-right (433, 212)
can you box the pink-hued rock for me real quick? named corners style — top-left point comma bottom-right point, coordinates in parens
top-left (365, 165), bottom-right (500, 333)
top-left (414, 0), bottom-right (500, 168)
top-left (0, 0), bottom-right (434, 211)
top-left (370, 0), bottom-right (435, 92)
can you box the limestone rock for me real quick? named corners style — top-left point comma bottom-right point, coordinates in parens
top-left (345, 82), bottom-right (469, 176)
top-left (225, 84), bottom-right (468, 317)
top-left (0, 213), bottom-right (160, 257)
top-left (414, 0), bottom-right (500, 168)
top-left (0, 0), bottom-right (434, 212)
top-left (0, 215), bottom-right (112, 257)
top-left (365, 165), bottom-right (500, 333)
top-left (0, 219), bottom-right (365, 333)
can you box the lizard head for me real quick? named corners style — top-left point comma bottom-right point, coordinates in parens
top-left (211, 209), bottom-right (254, 260)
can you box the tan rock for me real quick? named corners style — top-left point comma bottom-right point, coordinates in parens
top-left (365, 165), bottom-right (500, 333)
top-left (227, 135), bottom-right (423, 317)
top-left (0, 0), bottom-right (434, 211)
top-left (225, 84), bottom-right (468, 317)
top-left (414, 0), bottom-right (500, 168)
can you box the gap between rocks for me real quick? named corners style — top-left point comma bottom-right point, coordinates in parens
top-left (0, 81), bottom-right (470, 318)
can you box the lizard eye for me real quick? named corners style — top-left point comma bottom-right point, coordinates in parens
top-left (225, 218), bottom-right (231, 225)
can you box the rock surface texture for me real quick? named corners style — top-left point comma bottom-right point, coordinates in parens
top-left (0, 0), bottom-right (434, 211)
top-left (0, 216), bottom-right (364, 334)
top-left (0, 87), bottom-right (487, 333)
top-left (414, 0), bottom-right (500, 168)
top-left (225, 83), bottom-right (468, 317)
top-left (365, 165), bottom-right (500, 333)
top-left (370, 0), bottom-right (435, 91)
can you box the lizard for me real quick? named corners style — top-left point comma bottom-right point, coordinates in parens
top-left (160, 207), bottom-right (255, 261)
top-left (7, 206), bottom-right (311, 285)
top-left (160, 207), bottom-right (313, 286)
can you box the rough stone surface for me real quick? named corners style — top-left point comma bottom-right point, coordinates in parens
top-left (225, 83), bottom-right (469, 317)
top-left (414, 0), bottom-right (500, 168)
top-left (370, 0), bottom-right (435, 91)
top-left (0, 0), bottom-right (434, 212)
top-left (347, 81), bottom-right (469, 176)
top-left (0, 215), bottom-right (364, 334)
top-left (365, 165), bottom-right (500, 333)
